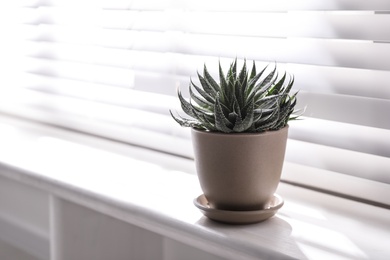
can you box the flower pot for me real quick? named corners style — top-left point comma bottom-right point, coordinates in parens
top-left (191, 126), bottom-right (288, 211)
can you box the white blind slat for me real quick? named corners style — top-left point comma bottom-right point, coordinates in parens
top-left (19, 25), bottom-right (141, 49)
top-left (20, 8), bottom-right (390, 41)
top-left (19, 58), bottom-right (183, 96)
top-left (19, 25), bottom-right (390, 70)
top-left (289, 118), bottom-right (390, 158)
top-left (19, 8), bottom-right (170, 31)
top-left (0, 89), bottom-right (179, 136)
top-left (19, 0), bottom-right (390, 11)
top-left (21, 41), bottom-right (174, 71)
top-left (297, 92), bottom-right (390, 129)
top-left (181, 12), bottom-right (390, 41)
top-left (15, 72), bottom-right (179, 115)
top-left (282, 162), bottom-right (390, 208)
top-left (286, 139), bottom-right (390, 184)
top-left (286, 64), bottom-right (390, 100)
top-left (182, 0), bottom-right (390, 12)
top-left (20, 57), bottom-right (135, 88)
top-left (176, 35), bottom-right (390, 70)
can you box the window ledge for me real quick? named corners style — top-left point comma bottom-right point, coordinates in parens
top-left (0, 115), bottom-right (389, 260)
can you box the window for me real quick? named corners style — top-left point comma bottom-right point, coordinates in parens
top-left (1, 1), bottom-right (389, 205)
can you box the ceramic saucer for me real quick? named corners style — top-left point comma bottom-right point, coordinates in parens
top-left (193, 194), bottom-right (284, 224)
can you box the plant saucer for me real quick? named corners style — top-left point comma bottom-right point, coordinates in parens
top-left (194, 194), bottom-right (284, 225)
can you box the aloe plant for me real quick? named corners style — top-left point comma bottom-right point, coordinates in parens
top-left (170, 59), bottom-right (299, 133)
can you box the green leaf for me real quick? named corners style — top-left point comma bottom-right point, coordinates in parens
top-left (200, 114), bottom-right (217, 131)
top-left (289, 92), bottom-right (298, 108)
top-left (255, 108), bottom-right (276, 124)
top-left (197, 72), bottom-right (217, 97)
top-left (275, 99), bottom-right (291, 129)
top-left (269, 72), bottom-right (287, 95)
top-left (178, 89), bottom-right (197, 118)
top-left (190, 88), bottom-right (212, 109)
top-left (190, 80), bottom-right (214, 105)
top-left (218, 61), bottom-right (228, 102)
top-left (203, 64), bottom-right (220, 93)
top-left (169, 110), bottom-right (202, 128)
top-left (245, 64), bottom-right (268, 98)
top-left (232, 112), bottom-right (243, 130)
top-left (191, 101), bottom-right (213, 118)
top-left (227, 58), bottom-right (237, 81)
top-left (249, 60), bottom-right (256, 81)
top-left (238, 59), bottom-right (248, 93)
top-left (281, 74), bottom-right (294, 97)
top-left (255, 94), bottom-right (280, 109)
top-left (219, 100), bottom-right (231, 116)
top-left (255, 118), bottom-right (278, 132)
top-left (193, 110), bottom-right (217, 130)
top-left (214, 97), bottom-right (233, 133)
top-left (235, 79), bottom-right (245, 109)
top-left (228, 111), bottom-right (238, 124)
top-left (232, 95), bottom-right (241, 118)
top-left (233, 99), bottom-right (254, 132)
top-left (255, 106), bottom-right (279, 131)
top-left (253, 109), bottom-right (263, 122)
top-left (247, 67), bottom-right (278, 103)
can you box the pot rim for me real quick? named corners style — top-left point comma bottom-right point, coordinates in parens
top-left (191, 125), bottom-right (289, 137)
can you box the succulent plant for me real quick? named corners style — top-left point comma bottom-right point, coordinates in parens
top-left (170, 59), bottom-right (299, 133)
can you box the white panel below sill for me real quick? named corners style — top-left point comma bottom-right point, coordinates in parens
top-left (0, 115), bottom-right (389, 260)
top-left (0, 212), bottom-right (49, 260)
top-left (0, 239), bottom-right (41, 260)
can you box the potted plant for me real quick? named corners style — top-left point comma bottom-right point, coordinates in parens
top-left (170, 59), bottom-right (299, 224)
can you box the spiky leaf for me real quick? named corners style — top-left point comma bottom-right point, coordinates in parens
top-left (214, 97), bottom-right (233, 133)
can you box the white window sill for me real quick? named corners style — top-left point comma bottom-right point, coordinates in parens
top-left (0, 114), bottom-right (389, 260)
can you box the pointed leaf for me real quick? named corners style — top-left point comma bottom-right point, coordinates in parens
top-left (238, 59), bottom-right (248, 93)
top-left (249, 60), bottom-right (256, 80)
top-left (281, 74), bottom-right (294, 96)
top-left (197, 72), bottom-right (217, 97)
top-left (227, 58), bottom-right (237, 80)
top-left (214, 97), bottom-right (233, 133)
top-left (190, 81), bottom-right (214, 107)
top-left (219, 100), bottom-right (231, 117)
top-left (245, 64), bottom-right (268, 97)
top-left (276, 99), bottom-right (291, 127)
top-left (169, 110), bottom-right (201, 128)
top-left (235, 80), bottom-right (245, 109)
top-left (233, 99), bottom-right (254, 132)
top-left (219, 61), bottom-right (226, 85)
top-left (232, 112), bottom-right (243, 132)
top-left (269, 72), bottom-right (287, 95)
top-left (232, 96), bottom-right (242, 118)
top-left (191, 101), bottom-right (213, 118)
top-left (203, 64), bottom-right (220, 93)
top-left (228, 112), bottom-right (238, 124)
top-left (255, 106), bottom-right (279, 131)
top-left (255, 94), bottom-right (280, 109)
top-left (219, 61), bottom-right (229, 103)
top-left (178, 89), bottom-right (197, 118)
top-left (247, 67), bottom-right (278, 102)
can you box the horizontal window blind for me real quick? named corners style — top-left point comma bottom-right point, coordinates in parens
top-left (1, 1), bottom-right (389, 200)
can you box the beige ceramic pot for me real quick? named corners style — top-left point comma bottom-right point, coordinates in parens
top-left (191, 126), bottom-right (288, 211)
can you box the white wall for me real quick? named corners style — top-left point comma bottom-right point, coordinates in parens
top-left (0, 175), bottom-right (50, 260)
top-left (0, 175), bottom-right (224, 260)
